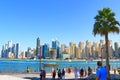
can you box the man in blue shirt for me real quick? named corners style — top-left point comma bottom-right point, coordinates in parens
top-left (96, 61), bottom-right (107, 80)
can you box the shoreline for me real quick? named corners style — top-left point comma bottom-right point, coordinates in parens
top-left (0, 58), bottom-right (120, 61)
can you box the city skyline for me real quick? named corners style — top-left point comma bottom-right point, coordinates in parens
top-left (1, 39), bottom-right (120, 51)
top-left (1, 38), bottom-right (120, 59)
top-left (0, 0), bottom-right (120, 51)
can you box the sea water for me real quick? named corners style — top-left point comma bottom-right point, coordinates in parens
top-left (0, 59), bottom-right (120, 73)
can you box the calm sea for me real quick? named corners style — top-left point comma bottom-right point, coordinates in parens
top-left (0, 59), bottom-right (120, 73)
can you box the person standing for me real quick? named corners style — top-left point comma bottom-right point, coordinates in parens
top-left (58, 69), bottom-right (62, 79)
top-left (74, 67), bottom-right (78, 80)
top-left (40, 70), bottom-right (42, 80)
top-left (52, 70), bottom-right (56, 80)
top-left (114, 68), bottom-right (116, 74)
top-left (68, 67), bottom-right (72, 74)
top-left (42, 70), bottom-right (46, 80)
top-left (96, 61), bottom-right (107, 80)
top-left (26, 66), bottom-right (30, 73)
top-left (88, 66), bottom-right (92, 76)
top-left (62, 68), bottom-right (65, 80)
top-left (80, 68), bottom-right (84, 78)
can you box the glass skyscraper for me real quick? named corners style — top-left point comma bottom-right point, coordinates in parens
top-left (42, 44), bottom-right (49, 59)
top-left (36, 37), bottom-right (40, 59)
top-left (15, 43), bottom-right (20, 58)
top-left (52, 39), bottom-right (60, 58)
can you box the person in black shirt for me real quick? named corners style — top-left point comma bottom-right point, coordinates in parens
top-left (62, 68), bottom-right (65, 79)
top-left (58, 69), bottom-right (61, 79)
top-left (40, 70), bottom-right (42, 80)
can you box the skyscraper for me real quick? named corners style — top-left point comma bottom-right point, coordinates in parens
top-left (69, 42), bottom-right (76, 59)
top-left (49, 48), bottom-right (56, 59)
top-left (78, 41), bottom-right (85, 58)
top-left (8, 41), bottom-right (12, 48)
top-left (114, 42), bottom-right (119, 57)
top-left (75, 47), bottom-right (81, 59)
top-left (85, 40), bottom-right (91, 59)
top-left (27, 47), bottom-right (31, 59)
top-left (12, 44), bottom-right (16, 58)
top-left (52, 39), bottom-right (60, 58)
top-left (108, 40), bottom-right (113, 58)
top-left (4, 44), bottom-right (8, 58)
top-left (8, 41), bottom-right (12, 54)
top-left (61, 44), bottom-right (65, 54)
top-left (36, 37), bottom-right (40, 59)
top-left (1, 45), bottom-right (5, 58)
top-left (15, 43), bottom-right (20, 58)
top-left (41, 44), bottom-right (49, 59)
top-left (92, 41), bottom-right (99, 58)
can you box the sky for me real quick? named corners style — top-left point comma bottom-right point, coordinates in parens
top-left (0, 0), bottom-right (120, 51)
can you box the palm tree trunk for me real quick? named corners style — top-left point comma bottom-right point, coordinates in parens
top-left (105, 33), bottom-right (110, 78)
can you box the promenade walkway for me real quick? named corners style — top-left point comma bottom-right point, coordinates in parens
top-left (0, 71), bottom-right (120, 80)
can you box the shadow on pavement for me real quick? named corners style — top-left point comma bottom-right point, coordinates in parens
top-left (24, 77), bottom-right (86, 80)
top-left (24, 77), bottom-right (39, 80)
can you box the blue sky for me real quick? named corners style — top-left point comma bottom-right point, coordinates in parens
top-left (0, 0), bottom-right (120, 51)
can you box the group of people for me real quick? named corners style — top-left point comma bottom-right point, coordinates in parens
top-left (52, 68), bottom-right (65, 80)
top-left (74, 66), bottom-right (92, 80)
top-left (51, 66), bottom-right (92, 80)
top-left (39, 61), bottom-right (107, 80)
top-left (53, 61), bottom-right (107, 80)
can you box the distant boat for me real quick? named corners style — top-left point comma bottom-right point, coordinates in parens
top-left (34, 58), bottom-right (36, 60)
top-left (68, 59), bottom-right (72, 62)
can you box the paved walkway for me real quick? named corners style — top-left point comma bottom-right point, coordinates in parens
top-left (0, 75), bottom-right (30, 80)
top-left (0, 71), bottom-right (120, 80)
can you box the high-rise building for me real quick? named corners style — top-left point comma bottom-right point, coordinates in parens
top-left (15, 43), bottom-right (20, 58)
top-left (8, 41), bottom-right (12, 55)
top-left (85, 40), bottom-right (91, 59)
top-left (69, 42), bottom-right (76, 59)
top-left (64, 48), bottom-right (69, 54)
top-left (36, 37), bottom-right (40, 59)
top-left (108, 40), bottom-right (113, 58)
top-left (78, 41), bottom-right (85, 59)
top-left (92, 41), bottom-right (99, 58)
top-left (61, 44), bottom-right (65, 54)
top-left (12, 44), bottom-right (16, 57)
top-left (75, 47), bottom-right (81, 59)
top-left (114, 42), bottom-right (119, 57)
top-left (4, 44), bottom-right (8, 58)
top-left (49, 48), bottom-right (56, 59)
top-left (42, 44), bottom-right (49, 59)
top-left (69, 42), bottom-right (73, 58)
top-left (8, 41), bottom-right (12, 48)
top-left (20, 51), bottom-right (25, 59)
top-left (91, 46), bottom-right (95, 58)
top-left (99, 40), bottom-right (105, 58)
top-left (52, 39), bottom-right (60, 58)
top-left (100, 40), bottom-right (105, 45)
top-left (1, 45), bottom-right (5, 58)
top-left (27, 47), bottom-right (31, 59)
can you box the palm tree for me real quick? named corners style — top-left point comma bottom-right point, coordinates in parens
top-left (93, 8), bottom-right (120, 78)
